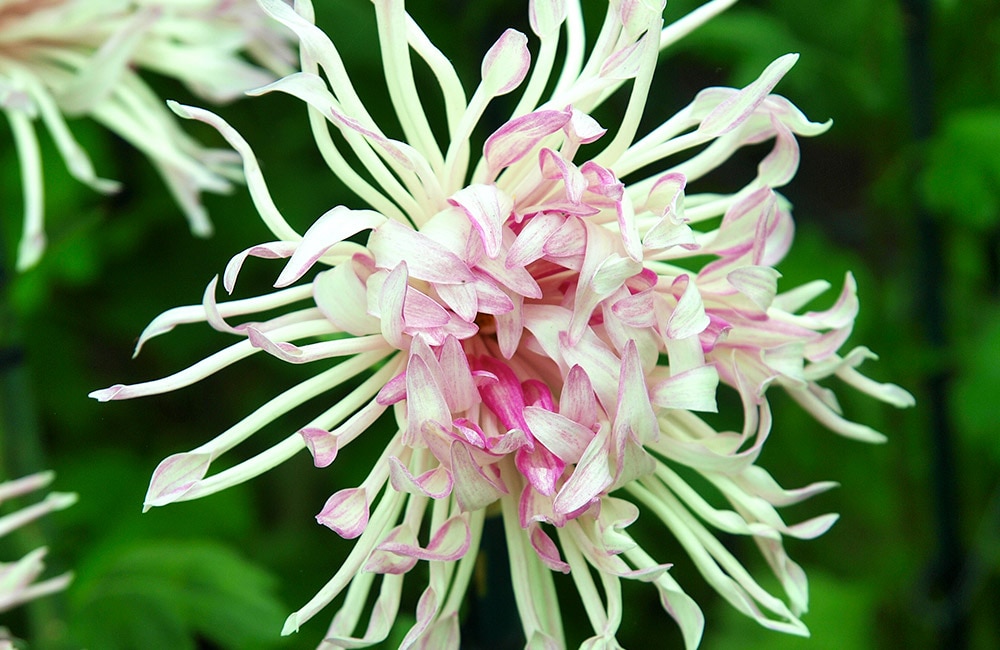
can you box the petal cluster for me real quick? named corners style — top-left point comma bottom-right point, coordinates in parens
top-left (91, 0), bottom-right (914, 648)
top-left (0, 0), bottom-right (296, 269)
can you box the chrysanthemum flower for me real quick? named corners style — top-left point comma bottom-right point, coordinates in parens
top-left (0, 471), bottom-right (76, 614)
top-left (92, 0), bottom-right (914, 647)
top-left (1, 0), bottom-right (296, 270)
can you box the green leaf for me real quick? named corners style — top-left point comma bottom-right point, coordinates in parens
top-left (67, 539), bottom-right (288, 650)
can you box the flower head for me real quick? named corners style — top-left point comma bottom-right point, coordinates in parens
top-left (1, 0), bottom-right (296, 269)
top-left (0, 472), bottom-right (76, 615)
top-left (92, 0), bottom-right (914, 647)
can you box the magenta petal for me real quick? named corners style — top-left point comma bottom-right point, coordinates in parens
top-left (316, 487), bottom-right (369, 539)
top-left (144, 452), bottom-right (211, 510)
top-left (475, 356), bottom-right (530, 433)
top-left (515, 444), bottom-right (565, 496)
top-left (529, 523), bottom-right (570, 573)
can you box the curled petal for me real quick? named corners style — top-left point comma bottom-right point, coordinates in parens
top-left (299, 427), bottom-right (339, 468)
top-left (484, 108), bottom-right (572, 174)
top-left (699, 54), bottom-right (799, 137)
top-left (388, 457), bottom-right (454, 499)
top-left (275, 206), bottom-right (385, 287)
top-left (317, 488), bottom-right (370, 539)
top-left (378, 515), bottom-right (471, 562)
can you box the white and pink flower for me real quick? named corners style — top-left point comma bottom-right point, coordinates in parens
top-left (1, 0), bottom-right (296, 269)
top-left (92, 0), bottom-right (913, 647)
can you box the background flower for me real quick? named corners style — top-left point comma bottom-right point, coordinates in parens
top-left (0, 0), bottom-right (295, 269)
top-left (0, 471), bottom-right (75, 641)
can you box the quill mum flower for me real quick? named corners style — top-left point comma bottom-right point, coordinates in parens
top-left (92, 0), bottom-right (914, 647)
top-left (0, 0), bottom-right (296, 270)
top-left (0, 472), bottom-right (76, 614)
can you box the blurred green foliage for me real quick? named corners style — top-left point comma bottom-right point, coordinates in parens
top-left (2, 0), bottom-right (999, 649)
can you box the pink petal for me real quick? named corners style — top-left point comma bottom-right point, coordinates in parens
top-left (529, 523), bottom-right (571, 573)
top-left (450, 442), bottom-right (506, 512)
top-left (274, 206), bottom-right (385, 287)
top-left (614, 340), bottom-right (658, 443)
top-left (436, 282), bottom-right (479, 322)
top-left (727, 266), bottom-right (781, 312)
top-left (540, 148), bottom-right (588, 205)
top-left (364, 525), bottom-right (419, 575)
top-left (757, 113), bottom-right (800, 188)
top-left (699, 53), bottom-right (799, 137)
top-left (377, 515), bottom-right (471, 562)
top-left (564, 109), bottom-right (607, 146)
top-left (316, 487), bottom-right (369, 539)
top-left (529, 0), bottom-right (568, 37)
top-left (484, 108), bottom-right (572, 174)
top-left (599, 34), bottom-right (650, 80)
top-left (369, 220), bottom-right (476, 285)
top-left (649, 365), bottom-right (720, 412)
top-left (523, 406), bottom-right (594, 463)
top-left (404, 354), bottom-right (452, 446)
top-left (379, 263), bottom-right (409, 349)
top-left (314, 255), bottom-right (381, 336)
top-left (224, 242), bottom-right (297, 294)
top-left (143, 452), bottom-right (211, 510)
top-left (481, 29), bottom-right (531, 96)
top-left (447, 184), bottom-right (513, 259)
top-left (437, 336), bottom-right (478, 412)
top-left (388, 457), bottom-right (453, 499)
top-left (559, 365), bottom-right (599, 429)
top-left (515, 444), bottom-right (566, 496)
top-left (553, 425), bottom-right (613, 515)
top-left (299, 427), bottom-right (339, 468)
top-left (666, 275), bottom-right (709, 340)
top-left (506, 212), bottom-right (566, 268)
